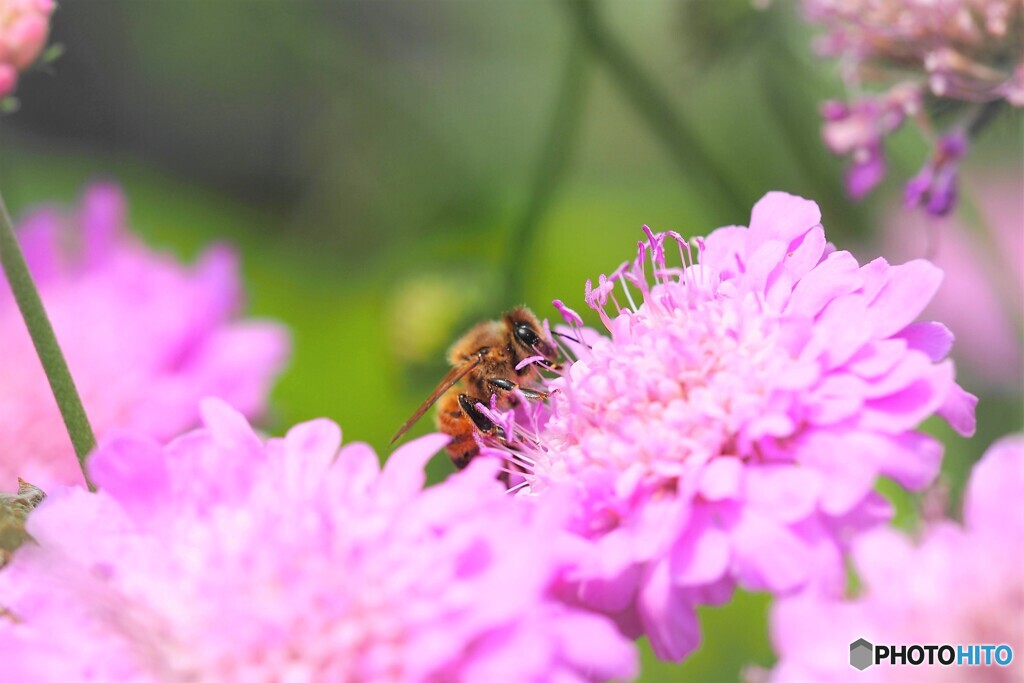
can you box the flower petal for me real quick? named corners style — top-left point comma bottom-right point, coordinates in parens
top-left (88, 434), bottom-right (170, 517)
top-left (895, 321), bottom-right (954, 361)
top-left (639, 559), bottom-right (702, 662)
top-left (377, 433), bottom-right (449, 500)
top-left (963, 435), bottom-right (1024, 538)
top-left (730, 512), bottom-right (812, 592)
top-left (937, 381), bottom-right (977, 437)
top-left (747, 192), bottom-right (822, 255)
top-left (867, 259), bottom-right (943, 339)
top-left (785, 250), bottom-right (863, 319)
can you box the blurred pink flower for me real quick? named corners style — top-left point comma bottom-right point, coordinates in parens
top-left (804, 0), bottom-right (1023, 104)
top-left (882, 171), bottom-right (1023, 390)
top-left (489, 192), bottom-right (976, 661)
top-left (0, 400), bottom-right (638, 682)
top-left (767, 434), bottom-right (1024, 682)
top-left (0, 183), bottom-right (289, 490)
top-left (801, 0), bottom-right (1023, 214)
top-left (820, 85), bottom-right (921, 199)
top-left (0, 0), bottom-right (54, 99)
top-left (903, 131), bottom-right (969, 216)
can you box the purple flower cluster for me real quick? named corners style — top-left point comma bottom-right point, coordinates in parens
top-left (820, 85), bottom-right (920, 200)
top-left (802, 0), bottom-right (1023, 214)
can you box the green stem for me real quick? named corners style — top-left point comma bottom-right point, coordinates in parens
top-left (0, 192), bottom-right (96, 491)
top-left (756, 43), bottom-right (871, 242)
top-left (561, 0), bottom-right (747, 220)
top-left (966, 99), bottom-right (1007, 138)
top-left (503, 34), bottom-right (590, 304)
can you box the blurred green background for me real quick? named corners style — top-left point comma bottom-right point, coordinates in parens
top-left (0, 1), bottom-right (1020, 680)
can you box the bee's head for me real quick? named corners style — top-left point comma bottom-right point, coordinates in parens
top-left (505, 307), bottom-right (559, 365)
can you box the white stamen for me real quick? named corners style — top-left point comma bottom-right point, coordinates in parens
top-left (619, 276), bottom-right (638, 312)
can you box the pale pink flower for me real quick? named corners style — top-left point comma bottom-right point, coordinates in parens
top-left (801, 0), bottom-right (1023, 213)
top-left (0, 184), bottom-right (289, 490)
top-left (487, 192), bottom-right (976, 661)
top-left (882, 170), bottom-right (1023, 390)
top-left (0, 400), bottom-right (638, 682)
top-left (0, 0), bottom-right (54, 99)
top-left (767, 434), bottom-right (1024, 682)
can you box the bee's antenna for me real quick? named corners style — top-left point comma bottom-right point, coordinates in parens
top-left (552, 330), bottom-right (590, 349)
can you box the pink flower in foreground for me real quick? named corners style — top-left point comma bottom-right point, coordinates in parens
top-left (0, 0), bottom-right (54, 99)
top-left (0, 183), bottom-right (289, 490)
top-left (801, 0), bottom-right (1023, 213)
top-left (488, 192), bottom-right (976, 661)
top-left (767, 435), bottom-right (1024, 682)
top-left (0, 400), bottom-right (638, 682)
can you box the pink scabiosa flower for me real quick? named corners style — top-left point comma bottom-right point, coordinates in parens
top-left (801, 0), bottom-right (1024, 214)
top-left (0, 183), bottom-right (289, 490)
top-left (766, 435), bottom-right (1024, 682)
top-left (0, 400), bottom-right (638, 682)
top-left (485, 192), bottom-right (976, 662)
top-left (0, 0), bottom-right (55, 99)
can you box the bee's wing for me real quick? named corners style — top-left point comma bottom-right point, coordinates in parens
top-left (390, 357), bottom-right (483, 444)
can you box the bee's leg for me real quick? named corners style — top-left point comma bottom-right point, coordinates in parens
top-left (485, 378), bottom-right (549, 400)
top-left (517, 387), bottom-right (548, 400)
top-left (533, 356), bottom-right (563, 372)
top-left (459, 391), bottom-right (526, 490)
top-left (456, 393), bottom-right (510, 477)
top-left (458, 393), bottom-right (500, 435)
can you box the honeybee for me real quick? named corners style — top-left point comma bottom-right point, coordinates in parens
top-left (391, 307), bottom-right (561, 470)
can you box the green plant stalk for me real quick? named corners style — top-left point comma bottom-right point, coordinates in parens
top-left (0, 191), bottom-right (96, 491)
top-left (561, 0), bottom-right (747, 220)
top-left (503, 34), bottom-right (590, 304)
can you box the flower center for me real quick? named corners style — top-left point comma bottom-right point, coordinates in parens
top-left (547, 287), bottom-right (782, 482)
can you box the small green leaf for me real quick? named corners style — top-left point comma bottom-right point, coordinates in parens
top-left (0, 97), bottom-right (21, 115)
top-left (41, 43), bottom-right (65, 65)
top-left (0, 479), bottom-right (46, 566)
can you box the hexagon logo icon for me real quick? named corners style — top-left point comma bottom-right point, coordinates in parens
top-left (850, 638), bottom-right (874, 670)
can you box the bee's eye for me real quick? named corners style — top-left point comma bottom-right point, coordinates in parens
top-left (514, 324), bottom-right (540, 347)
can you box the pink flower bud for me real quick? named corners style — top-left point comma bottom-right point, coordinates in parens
top-left (0, 0), bottom-right (55, 98)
